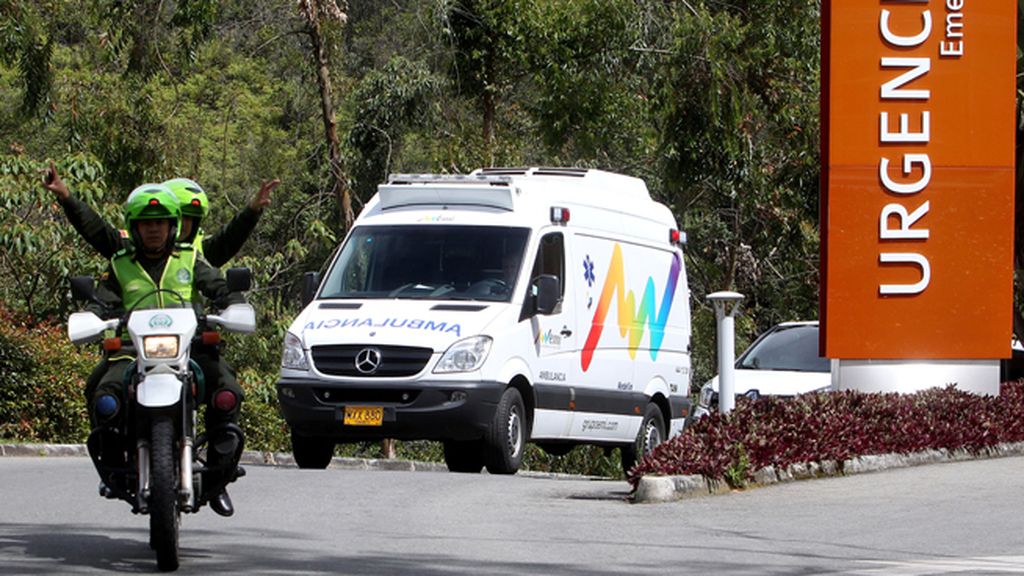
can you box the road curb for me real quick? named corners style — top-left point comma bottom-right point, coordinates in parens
top-left (632, 441), bottom-right (1024, 503)
top-left (0, 443), bottom-right (452, 472)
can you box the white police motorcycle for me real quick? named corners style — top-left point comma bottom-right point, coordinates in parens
top-left (68, 270), bottom-right (254, 572)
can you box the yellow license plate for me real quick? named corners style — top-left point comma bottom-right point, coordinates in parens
top-left (344, 405), bottom-right (383, 426)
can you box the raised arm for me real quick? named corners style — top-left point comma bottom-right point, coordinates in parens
top-left (201, 179), bottom-right (279, 267)
top-left (44, 160), bottom-right (127, 259)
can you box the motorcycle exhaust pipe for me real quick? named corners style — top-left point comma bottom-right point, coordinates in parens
top-left (180, 438), bottom-right (195, 512)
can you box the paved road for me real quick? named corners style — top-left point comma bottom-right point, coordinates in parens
top-left (1, 455), bottom-right (1023, 575)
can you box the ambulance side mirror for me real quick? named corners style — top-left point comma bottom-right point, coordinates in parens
top-left (534, 274), bottom-right (560, 315)
top-left (302, 271), bottom-right (321, 307)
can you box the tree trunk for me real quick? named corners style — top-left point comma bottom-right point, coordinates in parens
top-left (305, 1), bottom-right (354, 230)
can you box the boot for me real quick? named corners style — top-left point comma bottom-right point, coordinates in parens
top-left (209, 488), bottom-right (234, 517)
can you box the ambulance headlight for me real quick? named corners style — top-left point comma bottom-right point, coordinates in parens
top-left (143, 335), bottom-right (179, 359)
top-left (435, 336), bottom-right (492, 374)
top-left (281, 332), bottom-right (309, 371)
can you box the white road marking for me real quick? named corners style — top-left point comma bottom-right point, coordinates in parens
top-left (846, 556), bottom-right (1024, 575)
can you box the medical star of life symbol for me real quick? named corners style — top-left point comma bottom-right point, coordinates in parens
top-left (583, 256), bottom-right (595, 287)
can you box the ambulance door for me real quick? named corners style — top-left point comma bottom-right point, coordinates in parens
top-left (526, 230), bottom-right (578, 439)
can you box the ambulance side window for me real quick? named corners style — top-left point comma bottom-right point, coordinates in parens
top-left (531, 232), bottom-right (565, 300)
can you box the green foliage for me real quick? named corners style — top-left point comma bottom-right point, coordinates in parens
top-left (348, 56), bottom-right (441, 197)
top-left (236, 366), bottom-right (290, 452)
top-left (0, 153), bottom-right (111, 319)
top-left (0, 306), bottom-right (93, 442)
top-left (723, 442), bottom-right (750, 489)
top-left (661, 0), bottom-right (820, 332)
top-left (523, 444), bottom-right (624, 478)
top-left (524, 0), bottom-right (657, 168)
top-left (0, 0), bottom-right (54, 117)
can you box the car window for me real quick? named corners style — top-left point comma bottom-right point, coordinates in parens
top-left (737, 325), bottom-right (830, 373)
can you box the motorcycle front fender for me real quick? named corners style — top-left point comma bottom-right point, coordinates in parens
top-left (137, 374), bottom-right (183, 408)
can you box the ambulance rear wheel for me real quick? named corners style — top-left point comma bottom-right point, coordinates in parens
top-left (484, 387), bottom-right (526, 475)
top-left (620, 402), bottom-right (665, 475)
top-left (443, 439), bottom-right (484, 473)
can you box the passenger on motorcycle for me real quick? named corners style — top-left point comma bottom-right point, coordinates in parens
top-left (43, 160), bottom-right (280, 266)
top-left (87, 184), bottom-right (247, 517)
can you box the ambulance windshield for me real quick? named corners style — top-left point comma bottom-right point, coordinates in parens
top-left (320, 225), bottom-right (530, 302)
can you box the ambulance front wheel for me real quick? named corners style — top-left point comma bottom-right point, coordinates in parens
top-left (291, 432), bottom-right (334, 469)
top-left (484, 387), bottom-right (526, 474)
top-left (620, 402), bottom-right (665, 475)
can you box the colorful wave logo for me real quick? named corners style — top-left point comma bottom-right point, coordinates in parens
top-left (581, 244), bottom-right (681, 372)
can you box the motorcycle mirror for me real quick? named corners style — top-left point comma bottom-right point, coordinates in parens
top-left (70, 276), bottom-right (96, 303)
top-left (226, 267), bottom-right (252, 292)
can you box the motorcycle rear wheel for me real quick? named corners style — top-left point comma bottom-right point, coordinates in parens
top-left (150, 416), bottom-right (181, 571)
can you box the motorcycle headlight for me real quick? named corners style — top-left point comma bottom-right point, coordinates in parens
top-left (143, 335), bottom-right (179, 359)
top-left (434, 336), bottom-right (493, 374)
top-left (281, 332), bottom-right (309, 371)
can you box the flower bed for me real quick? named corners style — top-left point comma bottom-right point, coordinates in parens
top-left (628, 382), bottom-right (1024, 489)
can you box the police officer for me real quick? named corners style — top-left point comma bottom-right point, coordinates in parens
top-left (88, 184), bottom-right (246, 517)
top-left (43, 160), bottom-right (279, 266)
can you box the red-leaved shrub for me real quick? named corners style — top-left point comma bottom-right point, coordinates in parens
top-left (627, 382), bottom-right (1024, 488)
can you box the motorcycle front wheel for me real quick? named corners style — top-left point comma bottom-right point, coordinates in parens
top-left (149, 415), bottom-right (181, 571)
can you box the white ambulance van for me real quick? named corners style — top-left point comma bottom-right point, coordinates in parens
top-left (277, 167), bottom-right (692, 475)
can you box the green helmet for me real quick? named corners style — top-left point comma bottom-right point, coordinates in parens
top-left (124, 184), bottom-right (180, 251)
top-left (163, 177), bottom-right (209, 220)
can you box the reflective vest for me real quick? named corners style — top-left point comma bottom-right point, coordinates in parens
top-left (194, 229), bottom-right (205, 255)
top-left (111, 247), bottom-right (197, 310)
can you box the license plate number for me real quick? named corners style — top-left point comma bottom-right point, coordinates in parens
top-left (344, 405), bottom-right (383, 426)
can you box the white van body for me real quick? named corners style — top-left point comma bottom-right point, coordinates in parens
top-left (277, 168), bottom-right (692, 474)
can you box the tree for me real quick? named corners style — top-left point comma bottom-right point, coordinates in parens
top-left (0, 153), bottom-right (110, 320)
top-left (442, 0), bottom-right (529, 165)
top-left (659, 0), bottom-right (820, 321)
top-left (348, 55), bottom-right (440, 198)
top-left (0, 0), bottom-right (53, 117)
top-left (298, 0), bottom-right (355, 230)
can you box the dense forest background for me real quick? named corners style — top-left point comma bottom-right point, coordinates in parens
top-left (0, 1), bottom-right (1020, 460)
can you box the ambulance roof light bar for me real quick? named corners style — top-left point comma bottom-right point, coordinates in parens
top-left (387, 173), bottom-right (513, 186)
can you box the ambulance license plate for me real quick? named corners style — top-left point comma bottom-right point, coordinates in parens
top-left (344, 406), bottom-right (383, 426)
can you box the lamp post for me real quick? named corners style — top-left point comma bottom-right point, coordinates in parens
top-left (706, 291), bottom-right (745, 414)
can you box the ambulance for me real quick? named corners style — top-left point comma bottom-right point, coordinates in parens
top-left (277, 167), bottom-right (692, 475)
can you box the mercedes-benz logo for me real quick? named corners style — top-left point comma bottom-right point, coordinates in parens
top-left (354, 347), bottom-right (382, 374)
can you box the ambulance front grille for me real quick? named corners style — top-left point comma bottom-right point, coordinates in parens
top-left (310, 344), bottom-right (433, 377)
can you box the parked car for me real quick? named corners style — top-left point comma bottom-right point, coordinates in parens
top-left (693, 321), bottom-right (834, 418)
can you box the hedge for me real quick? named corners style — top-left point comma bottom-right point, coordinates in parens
top-left (628, 382), bottom-right (1024, 488)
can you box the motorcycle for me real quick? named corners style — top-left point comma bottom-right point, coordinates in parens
top-left (67, 269), bottom-right (255, 572)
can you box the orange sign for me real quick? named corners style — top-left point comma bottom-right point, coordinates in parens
top-left (821, 0), bottom-right (1016, 359)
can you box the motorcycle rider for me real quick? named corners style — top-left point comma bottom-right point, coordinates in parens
top-left (88, 184), bottom-right (247, 517)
